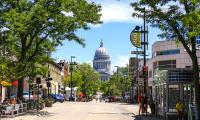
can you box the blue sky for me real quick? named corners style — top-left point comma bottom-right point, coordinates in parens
top-left (52, 0), bottom-right (162, 71)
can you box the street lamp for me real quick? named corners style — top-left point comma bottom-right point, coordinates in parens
top-left (130, 8), bottom-right (148, 95)
top-left (69, 56), bottom-right (76, 101)
top-left (114, 66), bottom-right (119, 74)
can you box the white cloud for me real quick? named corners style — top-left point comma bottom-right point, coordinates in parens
top-left (87, 0), bottom-right (142, 27)
top-left (111, 55), bottom-right (130, 72)
top-left (101, 2), bottom-right (141, 23)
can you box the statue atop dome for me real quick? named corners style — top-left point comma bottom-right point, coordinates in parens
top-left (100, 39), bottom-right (103, 47)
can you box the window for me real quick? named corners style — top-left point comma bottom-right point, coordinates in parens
top-left (149, 70), bottom-right (152, 78)
top-left (156, 49), bottom-right (180, 56)
top-left (158, 60), bottom-right (176, 69)
top-left (185, 66), bottom-right (191, 68)
top-left (196, 36), bottom-right (200, 44)
top-left (168, 70), bottom-right (193, 82)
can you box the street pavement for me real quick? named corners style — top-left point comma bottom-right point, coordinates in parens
top-left (1, 100), bottom-right (162, 120)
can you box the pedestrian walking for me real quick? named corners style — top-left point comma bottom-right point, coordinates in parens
top-left (148, 95), bottom-right (155, 115)
top-left (137, 94), bottom-right (143, 115)
top-left (142, 94), bottom-right (148, 115)
top-left (176, 99), bottom-right (184, 120)
top-left (95, 94), bottom-right (98, 102)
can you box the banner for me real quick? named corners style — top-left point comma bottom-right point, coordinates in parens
top-left (130, 32), bottom-right (141, 48)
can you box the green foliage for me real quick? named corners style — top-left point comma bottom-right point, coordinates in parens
top-left (62, 63), bottom-right (101, 97)
top-left (100, 67), bottom-right (132, 97)
top-left (0, 0), bottom-right (101, 82)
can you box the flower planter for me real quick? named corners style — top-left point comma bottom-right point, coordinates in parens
top-left (45, 103), bottom-right (52, 107)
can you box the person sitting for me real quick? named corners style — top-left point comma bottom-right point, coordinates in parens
top-left (10, 98), bottom-right (17, 105)
top-left (176, 99), bottom-right (185, 120)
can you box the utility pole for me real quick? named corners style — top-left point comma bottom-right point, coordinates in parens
top-left (69, 56), bottom-right (76, 101)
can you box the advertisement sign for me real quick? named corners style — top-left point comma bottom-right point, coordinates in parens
top-left (130, 32), bottom-right (141, 48)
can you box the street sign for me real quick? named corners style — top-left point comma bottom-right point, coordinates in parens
top-left (136, 78), bottom-right (144, 85)
top-left (131, 51), bottom-right (144, 54)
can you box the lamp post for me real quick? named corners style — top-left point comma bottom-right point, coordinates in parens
top-left (114, 66), bottom-right (119, 74)
top-left (130, 8), bottom-right (148, 95)
top-left (69, 56), bottom-right (76, 101)
top-left (36, 77), bottom-right (41, 113)
top-left (45, 50), bottom-right (52, 97)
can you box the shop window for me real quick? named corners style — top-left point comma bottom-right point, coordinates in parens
top-left (168, 85), bottom-right (180, 111)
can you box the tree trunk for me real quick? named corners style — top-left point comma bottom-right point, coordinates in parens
top-left (17, 78), bottom-right (24, 100)
top-left (192, 56), bottom-right (200, 119)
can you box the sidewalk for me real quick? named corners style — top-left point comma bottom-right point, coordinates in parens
top-left (119, 103), bottom-right (163, 120)
top-left (134, 115), bottom-right (163, 120)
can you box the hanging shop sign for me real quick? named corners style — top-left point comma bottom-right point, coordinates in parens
top-left (130, 31), bottom-right (141, 48)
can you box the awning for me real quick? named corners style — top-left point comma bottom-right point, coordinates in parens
top-left (0, 81), bottom-right (12, 87)
top-left (12, 80), bottom-right (18, 87)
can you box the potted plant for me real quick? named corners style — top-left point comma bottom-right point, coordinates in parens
top-left (44, 97), bottom-right (53, 107)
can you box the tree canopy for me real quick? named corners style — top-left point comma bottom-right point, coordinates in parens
top-left (63, 63), bottom-right (100, 99)
top-left (0, 0), bottom-right (102, 99)
top-left (100, 67), bottom-right (132, 97)
top-left (0, 0), bottom-right (101, 79)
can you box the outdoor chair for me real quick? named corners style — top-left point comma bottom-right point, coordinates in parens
top-left (1, 105), bottom-right (14, 118)
top-left (13, 104), bottom-right (20, 116)
top-left (19, 103), bottom-right (27, 114)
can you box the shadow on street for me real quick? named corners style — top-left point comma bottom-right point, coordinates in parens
top-left (26, 110), bottom-right (55, 117)
top-left (132, 115), bottom-right (163, 120)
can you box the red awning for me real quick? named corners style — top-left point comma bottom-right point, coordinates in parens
top-left (12, 80), bottom-right (18, 87)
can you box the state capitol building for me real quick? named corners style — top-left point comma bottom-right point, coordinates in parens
top-left (93, 40), bottom-right (111, 82)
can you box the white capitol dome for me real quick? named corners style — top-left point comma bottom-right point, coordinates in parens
top-left (93, 40), bottom-right (111, 82)
top-left (94, 41), bottom-right (109, 60)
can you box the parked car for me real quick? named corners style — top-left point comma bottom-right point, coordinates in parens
top-left (23, 92), bottom-right (34, 100)
top-left (50, 94), bottom-right (65, 103)
top-left (10, 91), bottom-right (43, 101)
top-left (108, 96), bottom-right (116, 102)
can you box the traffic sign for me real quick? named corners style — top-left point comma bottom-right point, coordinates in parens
top-left (131, 51), bottom-right (144, 54)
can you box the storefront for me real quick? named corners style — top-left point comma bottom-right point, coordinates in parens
top-left (153, 68), bottom-right (194, 119)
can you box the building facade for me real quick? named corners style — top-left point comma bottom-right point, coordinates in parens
top-left (93, 40), bottom-right (111, 82)
top-left (136, 40), bottom-right (200, 118)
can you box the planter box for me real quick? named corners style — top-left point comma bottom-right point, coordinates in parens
top-left (45, 103), bottom-right (52, 107)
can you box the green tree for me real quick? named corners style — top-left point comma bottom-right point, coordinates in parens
top-left (0, 0), bottom-right (101, 99)
top-left (78, 63), bottom-right (100, 99)
top-left (131, 0), bottom-right (200, 117)
top-left (62, 63), bottom-right (100, 100)
top-left (100, 81), bottom-right (110, 96)
top-left (102, 67), bottom-right (132, 97)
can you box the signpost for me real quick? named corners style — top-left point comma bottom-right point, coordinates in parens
top-left (131, 51), bottom-right (144, 54)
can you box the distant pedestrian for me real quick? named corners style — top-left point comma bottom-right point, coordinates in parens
top-left (148, 95), bottom-right (155, 115)
top-left (176, 99), bottom-right (184, 120)
top-left (142, 94), bottom-right (148, 114)
top-left (95, 95), bottom-right (98, 102)
top-left (137, 94), bottom-right (143, 115)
